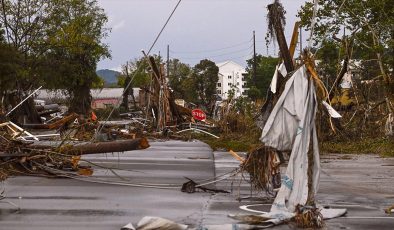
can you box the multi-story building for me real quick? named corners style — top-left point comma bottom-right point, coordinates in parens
top-left (216, 60), bottom-right (248, 100)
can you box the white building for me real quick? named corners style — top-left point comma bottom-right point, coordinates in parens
top-left (216, 61), bottom-right (248, 100)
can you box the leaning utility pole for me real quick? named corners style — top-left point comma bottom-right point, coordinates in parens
top-left (167, 45), bottom-right (170, 78)
top-left (253, 31), bottom-right (257, 86)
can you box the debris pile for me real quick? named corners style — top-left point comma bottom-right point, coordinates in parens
top-left (0, 119), bottom-right (149, 181)
top-left (0, 128), bottom-right (78, 181)
top-left (241, 145), bottom-right (283, 195)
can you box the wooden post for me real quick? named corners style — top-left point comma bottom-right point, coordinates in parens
top-left (267, 3), bottom-right (294, 73)
top-left (289, 21), bottom-right (300, 59)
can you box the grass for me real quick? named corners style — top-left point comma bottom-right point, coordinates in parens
top-left (195, 133), bottom-right (261, 152)
top-left (321, 137), bottom-right (394, 157)
top-left (196, 132), bottom-right (394, 157)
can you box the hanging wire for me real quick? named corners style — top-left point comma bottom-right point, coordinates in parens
top-left (35, 161), bottom-right (240, 190)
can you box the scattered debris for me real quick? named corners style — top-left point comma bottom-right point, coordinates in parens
top-left (241, 146), bottom-right (282, 195)
top-left (181, 177), bottom-right (229, 194)
top-left (385, 205), bottom-right (394, 214)
top-left (294, 205), bottom-right (323, 228)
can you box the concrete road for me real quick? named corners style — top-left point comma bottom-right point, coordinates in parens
top-left (209, 151), bottom-right (394, 229)
top-left (0, 140), bottom-right (216, 230)
top-left (0, 140), bottom-right (393, 229)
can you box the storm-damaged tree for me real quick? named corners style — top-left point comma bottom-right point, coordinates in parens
top-left (298, 0), bottom-right (393, 108)
top-left (43, 0), bottom-right (110, 115)
top-left (190, 59), bottom-right (219, 115)
top-left (118, 56), bottom-right (163, 110)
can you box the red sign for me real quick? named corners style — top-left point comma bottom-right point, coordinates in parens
top-left (192, 109), bottom-right (206, 121)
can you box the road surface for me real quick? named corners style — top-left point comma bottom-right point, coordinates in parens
top-left (0, 140), bottom-right (393, 229)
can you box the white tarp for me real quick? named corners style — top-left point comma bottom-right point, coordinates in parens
top-left (270, 63), bottom-right (287, 94)
top-left (258, 65), bottom-right (346, 225)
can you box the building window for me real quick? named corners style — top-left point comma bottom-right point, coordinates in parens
top-left (217, 90), bottom-right (221, 94)
top-left (217, 82), bottom-right (221, 87)
top-left (228, 83), bottom-right (232, 86)
top-left (237, 82), bottom-right (239, 86)
top-left (228, 75), bottom-right (232, 79)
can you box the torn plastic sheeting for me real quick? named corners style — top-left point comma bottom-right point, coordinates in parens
top-left (322, 101), bottom-right (342, 118)
top-left (121, 218), bottom-right (275, 230)
top-left (121, 216), bottom-right (187, 230)
top-left (261, 65), bottom-right (311, 151)
top-left (262, 64), bottom-right (320, 213)
top-left (258, 65), bottom-right (346, 226)
top-left (236, 206), bottom-right (347, 224)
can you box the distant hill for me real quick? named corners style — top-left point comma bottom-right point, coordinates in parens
top-left (96, 69), bottom-right (121, 86)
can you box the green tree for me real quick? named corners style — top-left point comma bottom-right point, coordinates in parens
top-left (43, 0), bottom-right (110, 115)
top-left (0, 0), bottom-right (49, 100)
top-left (0, 33), bottom-right (22, 112)
top-left (0, 0), bottom-right (110, 116)
top-left (167, 58), bottom-right (191, 99)
top-left (190, 59), bottom-right (219, 114)
top-left (245, 55), bottom-right (279, 100)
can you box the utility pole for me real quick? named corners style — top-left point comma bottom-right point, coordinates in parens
top-left (253, 31), bottom-right (257, 86)
top-left (167, 45), bottom-right (170, 77)
top-left (300, 26), bottom-right (303, 54)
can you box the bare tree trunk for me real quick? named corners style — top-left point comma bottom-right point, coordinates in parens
top-left (69, 83), bottom-right (91, 116)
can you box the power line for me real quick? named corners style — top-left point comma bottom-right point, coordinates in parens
top-left (147, 0), bottom-right (182, 55)
top-left (170, 44), bottom-right (253, 60)
top-left (170, 37), bottom-right (253, 54)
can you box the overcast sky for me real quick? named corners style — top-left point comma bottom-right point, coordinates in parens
top-left (96, 0), bottom-right (309, 71)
